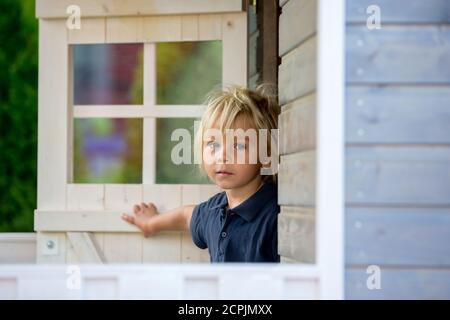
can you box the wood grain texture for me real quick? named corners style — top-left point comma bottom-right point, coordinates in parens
top-left (346, 0), bottom-right (450, 23)
top-left (346, 86), bottom-right (450, 144)
top-left (279, 36), bottom-right (316, 105)
top-left (279, 0), bottom-right (317, 56)
top-left (346, 207), bottom-right (450, 267)
top-left (346, 267), bottom-right (450, 299)
top-left (346, 26), bottom-right (450, 83)
top-left (278, 206), bottom-right (315, 263)
top-left (279, 93), bottom-right (316, 154)
top-left (36, 0), bottom-right (244, 18)
top-left (346, 146), bottom-right (450, 205)
top-left (278, 151), bottom-right (316, 206)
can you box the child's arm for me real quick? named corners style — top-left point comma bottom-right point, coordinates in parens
top-left (121, 203), bottom-right (195, 237)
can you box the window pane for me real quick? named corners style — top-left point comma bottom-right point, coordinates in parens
top-left (156, 118), bottom-right (211, 184)
top-left (74, 119), bottom-right (142, 183)
top-left (73, 44), bottom-right (143, 105)
top-left (156, 41), bottom-right (222, 105)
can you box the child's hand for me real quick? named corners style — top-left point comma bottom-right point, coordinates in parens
top-left (121, 202), bottom-right (158, 237)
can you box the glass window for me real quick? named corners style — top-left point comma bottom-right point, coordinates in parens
top-left (73, 118), bottom-right (143, 183)
top-left (73, 44), bottom-right (143, 105)
top-left (156, 41), bottom-right (222, 105)
top-left (156, 118), bottom-right (211, 184)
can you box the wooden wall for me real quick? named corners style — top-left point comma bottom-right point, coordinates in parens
top-left (277, 0), bottom-right (317, 264)
top-left (35, 8), bottom-right (247, 265)
top-left (345, 0), bottom-right (450, 299)
top-left (36, 184), bottom-right (220, 264)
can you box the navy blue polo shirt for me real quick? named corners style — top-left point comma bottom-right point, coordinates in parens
top-left (190, 182), bottom-right (280, 263)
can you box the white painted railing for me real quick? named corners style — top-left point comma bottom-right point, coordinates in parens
top-left (0, 264), bottom-right (319, 300)
top-left (0, 233), bottom-right (36, 264)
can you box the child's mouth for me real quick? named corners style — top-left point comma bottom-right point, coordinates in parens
top-left (215, 171), bottom-right (233, 177)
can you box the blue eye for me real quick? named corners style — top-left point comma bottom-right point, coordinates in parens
top-left (207, 141), bottom-right (220, 150)
top-left (234, 143), bottom-right (246, 150)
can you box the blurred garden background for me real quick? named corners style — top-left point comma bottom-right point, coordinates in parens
top-left (0, 0), bottom-right (37, 232)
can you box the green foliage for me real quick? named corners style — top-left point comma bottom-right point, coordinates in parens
top-left (0, 0), bottom-right (37, 231)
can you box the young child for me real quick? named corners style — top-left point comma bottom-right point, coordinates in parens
top-left (122, 85), bottom-right (280, 262)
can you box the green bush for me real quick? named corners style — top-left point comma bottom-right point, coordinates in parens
top-left (0, 0), bottom-right (37, 232)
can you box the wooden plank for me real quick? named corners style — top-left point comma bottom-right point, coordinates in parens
top-left (279, 0), bottom-right (317, 56)
top-left (37, 19), bottom-right (68, 210)
top-left (106, 17), bottom-right (144, 43)
top-left (17, 270), bottom-right (80, 299)
top-left (36, 232), bottom-right (67, 264)
top-left (83, 278), bottom-right (118, 299)
top-left (68, 18), bottom-right (106, 44)
top-left (35, 210), bottom-right (139, 232)
top-left (198, 14), bottom-right (222, 40)
top-left (0, 233), bottom-right (36, 264)
top-left (181, 231), bottom-right (210, 263)
top-left (278, 36), bottom-right (316, 105)
top-left (280, 256), bottom-right (299, 264)
top-left (102, 233), bottom-right (143, 263)
top-left (279, 93), bottom-right (316, 154)
top-left (181, 15), bottom-right (199, 41)
top-left (67, 45), bottom-right (74, 184)
top-left (278, 151), bottom-right (316, 206)
top-left (143, 15), bottom-right (182, 42)
top-left (278, 206), bottom-right (315, 263)
top-left (104, 184), bottom-right (142, 211)
top-left (222, 12), bottom-right (248, 86)
top-left (36, 0), bottom-right (244, 18)
top-left (346, 267), bottom-right (450, 299)
top-left (0, 278), bottom-right (17, 300)
top-left (346, 207), bottom-right (450, 267)
top-left (316, 0), bottom-right (345, 299)
top-left (143, 44), bottom-right (156, 184)
top-left (184, 277), bottom-right (219, 299)
top-left (67, 184), bottom-right (104, 210)
top-left (143, 119), bottom-right (156, 181)
top-left (142, 184), bottom-right (182, 213)
top-left (67, 232), bottom-right (106, 263)
top-left (142, 232), bottom-right (182, 262)
top-left (181, 184), bottom-right (221, 205)
top-left (73, 105), bottom-right (206, 118)
top-left (346, 86), bottom-right (450, 144)
top-left (0, 264), bottom-right (321, 299)
top-left (346, 146), bottom-right (450, 205)
top-left (67, 232), bottom-right (105, 263)
top-left (346, 0), bottom-right (450, 24)
top-left (346, 26), bottom-right (450, 84)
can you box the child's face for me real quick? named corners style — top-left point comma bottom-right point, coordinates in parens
top-left (202, 114), bottom-right (262, 190)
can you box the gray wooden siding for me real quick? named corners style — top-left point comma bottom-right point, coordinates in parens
top-left (277, 0), bottom-right (317, 264)
top-left (345, 0), bottom-right (450, 299)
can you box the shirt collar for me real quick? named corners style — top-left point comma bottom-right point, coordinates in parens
top-left (209, 182), bottom-right (277, 222)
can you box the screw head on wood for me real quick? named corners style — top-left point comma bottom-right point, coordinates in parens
top-left (46, 240), bottom-right (55, 249)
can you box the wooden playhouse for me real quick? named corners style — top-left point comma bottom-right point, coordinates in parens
top-left (1, 0), bottom-right (449, 300)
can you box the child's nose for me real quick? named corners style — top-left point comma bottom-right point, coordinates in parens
top-left (216, 145), bottom-right (231, 164)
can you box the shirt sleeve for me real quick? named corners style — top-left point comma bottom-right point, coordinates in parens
top-left (190, 201), bottom-right (208, 249)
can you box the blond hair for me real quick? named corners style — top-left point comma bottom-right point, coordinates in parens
top-left (194, 84), bottom-right (280, 183)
